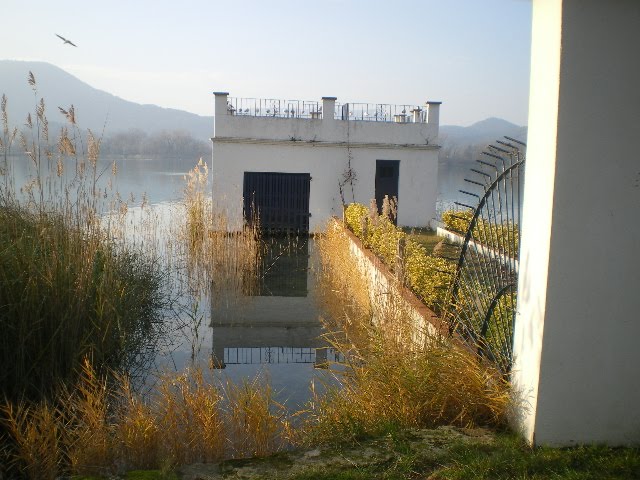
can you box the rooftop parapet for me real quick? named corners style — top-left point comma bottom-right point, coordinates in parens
top-left (213, 93), bottom-right (441, 146)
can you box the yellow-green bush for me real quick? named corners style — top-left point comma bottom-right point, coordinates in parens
top-left (367, 219), bottom-right (406, 268)
top-left (441, 209), bottom-right (474, 234)
top-left (345, 202), bottom-right (406, 266)
top-left (404, 242), bottom-right (456, 311)
top-left (344, 203), bottom-right (369, 238)
top-left (344, 203), bottom-right (454, 313)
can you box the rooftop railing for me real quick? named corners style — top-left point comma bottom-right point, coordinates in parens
top-left (335, 102), bottom-right (426, 123)
top-left (227, 97), bottom-right (323, 119)
top-left (227, 97), bottom-right (427, 123)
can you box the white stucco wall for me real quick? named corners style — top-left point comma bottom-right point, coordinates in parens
top-left (512, 0), bottom-right (640, 446)
top-left (211, 94), bottom-right (440, 231)
top-left (211, 140), bottom-right (438, 232)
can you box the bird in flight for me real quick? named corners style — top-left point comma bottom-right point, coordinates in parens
top-left (55, 34), bottom-right (77, 47)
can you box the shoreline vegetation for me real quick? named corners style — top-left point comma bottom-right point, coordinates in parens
top-left (1, 75), bottom-right (638, 479)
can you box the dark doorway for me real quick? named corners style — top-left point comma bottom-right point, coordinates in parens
top-left (243, 172), bottom-right (311, 233)
top-left (375, 160), bottom-right (399, 219)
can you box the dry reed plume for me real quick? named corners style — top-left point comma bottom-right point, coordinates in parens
top-left (0, 73), bottom-right (167, 406)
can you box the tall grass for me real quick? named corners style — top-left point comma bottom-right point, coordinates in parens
top-left (180, 158), bottom-right (262, 304)
top-left (0, 74), bottom-right (167, 403)
top-left (1, 361), bottom-right (293, 479)
top-left (305, 221), bottom-right (512, 444)
top-left (0, 73), bottom-right (171, 479)
top-left (225, 374), bottom-right (292, 458)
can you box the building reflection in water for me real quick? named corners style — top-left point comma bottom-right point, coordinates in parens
top-left (210, 236), bottom-right (339, 371)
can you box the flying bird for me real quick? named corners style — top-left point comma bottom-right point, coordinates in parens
top-left (55, 34), bottom-right (77, 47)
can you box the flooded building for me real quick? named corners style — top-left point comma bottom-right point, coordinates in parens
top-left (211, 93), bottom-right (441, 232)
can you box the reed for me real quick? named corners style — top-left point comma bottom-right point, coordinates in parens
top-left (1, 361), bottom-right (292, 478)
top-left (179, 159), bottom-right (262, 303)
top-left (306, 221), bottom-right (512, 444)
top-left (151, 368), bottom-right (225, 467)
top-left (0, 73), bottom-right (168, 404)
top-left (0, 200), bottom-right (166, 402)
top-left (225, 374), bottom-right (291, 458)
top-left (64, 359), bottom-right (114, 477)
top-left (1, 401), bottom-right (62, 480)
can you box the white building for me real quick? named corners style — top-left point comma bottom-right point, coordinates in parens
top-left (211, 93), bottom-right (441, 232)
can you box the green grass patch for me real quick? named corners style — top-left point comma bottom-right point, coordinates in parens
top-left (402, 226), bottom-right (441, 253)
top-left (435, 433), bottom-right (640, 479)
top-left (286, 430), bottom-right (640, 480)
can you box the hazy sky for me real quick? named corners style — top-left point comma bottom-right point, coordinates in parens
top-left (2, 0), bottom-right (532, 126)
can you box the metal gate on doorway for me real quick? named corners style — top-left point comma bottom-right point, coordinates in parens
top-left (243, 172), bottom-right (311, 234)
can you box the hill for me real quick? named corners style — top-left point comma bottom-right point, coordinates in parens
top-left (440, 117), bottom-right (527, 147)
top-left (0, 60), bottom-right (213, 141)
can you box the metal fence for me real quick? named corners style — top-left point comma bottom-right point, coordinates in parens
top-left (445, 136), bottom-right (526, 374)
top-left (227, 97), bottom-right (323, 119)
top-left (336, 103), bottom-right (425, 122)
top-left (227, 97), bottom-right (426, 123)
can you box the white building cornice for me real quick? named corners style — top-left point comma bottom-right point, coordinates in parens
top-left (211, 136), bottom-right (440, 151)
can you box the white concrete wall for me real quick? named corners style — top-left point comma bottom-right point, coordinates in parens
top-left (513, 0), bottom-right (640, 446)
top-left (333, 220), bottom-right (440, 343)
top-left (211, 140), bottom-right (438, 231)
top-left (215, 114), bottom-right (438, 146)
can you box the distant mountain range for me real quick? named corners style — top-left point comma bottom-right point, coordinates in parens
top-left (0, 60), bottom-right (213, 140)
top-left (440, 117), bottom-right (527, 148)
top-left (0, 60), bottom-right (526, 147)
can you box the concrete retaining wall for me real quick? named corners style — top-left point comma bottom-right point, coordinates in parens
top-left (332, 219), bottom-right (444, 344)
